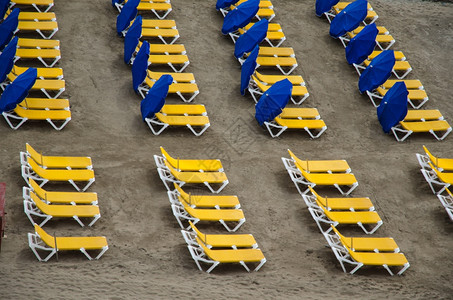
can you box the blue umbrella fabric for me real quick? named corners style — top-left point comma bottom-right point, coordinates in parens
top-left (116, 0), bottom-right (140, 36)
top-left (329, 0), bottom-right (368, 38)
top-left (240, 45), bottom-right (259, 95)
top-left (0, 0), bottom-right (9, 20)
top-left (358, 49), bottom-right (395, 93)
top-left (132, 40), bottom-right (149, 92)
top-left (0, 8), bottom-right (19, 51)
top-left (345, 23), bottom-right (378, 64)
top-left (221, 0), bottom-right (260, 35)
top-left (255, 79), bottom-right (292, 126)
top-left (0, 36), bottom-right (18, 84)
top-left (315, 0), bottom-right (340, 17)
top-left (124, 15), bottom-right (142, 64)
top-left (216, 0), bottom-right (237, 10)
top-left (234, 18), bottom-right (268, 59)
top-left (0, 67), bottom-right (37, 113)
top-left (140, 74), bottom-right (173, 121)
top-left (377, 82), bottom-right (408, 133)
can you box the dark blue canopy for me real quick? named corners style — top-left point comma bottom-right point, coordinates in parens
top-left (377, 82), bottom-right (408, 133)
top-left (124, 15), bottom-right (142, 64)
top-left (216, 0), bottom-right (237, 10)
top-left (0, 8), bottom-right (19, 51)
top-left (112, 0), bottom-right (121, 6)
top-left (345, 23), bottom-right (378, 64)
top-left (234, 18), bottom-right (268, 59)
top-left (255, 79), bottom-right (292, 126)
top-left (221, 0), bottom-right (260, 35)
top-left (0, 0), bottom-right (9, 20)
top-left (240, 45), bottom-right (259, 95)
top-left (132, 40), bottom-right (149, 92)
top-left (358, 50), bottom-right (395, 93)
top-left (315, 0), bottom-right (340, 17)
top-left (0, 36), bottom-right (18, 84)
top-left (116, 0), bottom-right (140, 36)
top-left (140, 74), bottom-right (173, 121)
top-left (0, 68), bottom-right (37, 113)
top-left (329, 0), bottom-right (368, 38)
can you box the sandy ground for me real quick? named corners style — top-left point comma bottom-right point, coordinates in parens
top-left (1, 0), bottom-right (453, 298)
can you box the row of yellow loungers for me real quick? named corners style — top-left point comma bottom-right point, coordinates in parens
top-left (282, 149), bottom-right (410, 275)
top-left (318, 1), bottom-right (452, 142)
top-left (417, 146), bottom-right (453, 221)
top-left (154, 146), bottom-right (267, 273)
top-left (18, 144), bottom-right (108, 261)
top-left (112, 1), bottom-right (212, 136)
top-left (1, 1), bottom-right (71, 130)
top-left (218, 1), bottom-right (329, 139)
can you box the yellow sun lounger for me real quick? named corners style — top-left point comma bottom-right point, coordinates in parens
top-left (20, 143), bottom-right (93, 170)
top-left (254, 71), bottom-right (305, 86)
top-left (10, 0), bottom-right (54, 13)
top-left (145, 112), bottom-right (210, 137)
top-left (17, 37), bottom-right (59, 49)
top-left (12, 65), bottom-right (63, 80)
top-left (237, 46), bottom-right (295, 64)
top-left (139, 75), bottom-right (199, 102)
top-left (18, 97), bottom-right (69, 110)
top-left (303, 186), bottom-right (374, 211)
top-left (172, 199), bottom-right (245, 232)
top-left (326, 225), bottom-right (400, 252)
top-left (24, 190), bottom-right (101, 227)
top-left (13, 47), bottom-right (61, 68)
top-left (416, 145), bottom-right (453, 172)
top-left (329, 241), bottom-right (409, 275)
top-left (24, 178), bottom-right (98, 205)
top-left (6, 72), bottom-right (64, 98)
top-left (16, 20), bottom-right (58, 39)
top-left (341, 31), bottom-right (395, 50)
top-left (147, 69), bottom-right (195, 83)
top-left (361, 59), bottom-right (412, 80)
top-left (4, 8), bottom-right (56, 21)
top-left (264, 116), bottom-right (327, 139)
top-left (308, 199), bottom-right (382, 234)
top-left (147, 54), bottom-right (190, 72)
top-left (391, 114), bottom-right (451, 142)
top-left (157, 159), bottom-right (227, 193)
top-left (186, 236), bottom-right (265, 273)
top-left (21, 156), bottom-right (95, 192)
top-left (115, 0), bottom-right (172, 19)
top-left (420, 162), bottom-right (453, 195)
top-left (249, 74), bottom-right (308, 104)
top-left (286, 165), bottom-right (358, 196)
top-left (154, 146), bottom-right (223, 172)
top-left (253, 56), bottom-right (298, 76)
top-left (28, 224), bottom-right (108, 261)
top-left (181, 221), bottom-right (257, 249)
top-left (366, 80), bottom-right (428, 109)
top-left (235, 22), bottom-right (286, 47)
top-left (141, 28), bottom-right (179, 44)
top-left (2, 105), bottom-right (71, 130)
top-left (282, 149), bottom-right (351, 174)
top-left (168, 183), bottom-right (240, 209)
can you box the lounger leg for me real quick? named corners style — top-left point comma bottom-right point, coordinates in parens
top-left (264, 121), bottom-right (287, 138)
top-left (357, 220), bottom-right (383, 235)
top-left (186, 123), bottom-right (210, 137)
top-left (68, 178), bottom-right (95, 192)
top-left (28, 233), bottom-right (57, 262)
top-left (2, 112), bottom-right (28, 130)
top-left (203, 179), bottom-right (228, 194)
top-left (397, 263), bottom-right (410, 275)
top-left (305, 126), bottom-right (327, 139)
top-left (88, 214), bottom-right (101, 227)
top-left (420, 169), bottom-right (449, 195)
top-left (153, 8), bottom-right (172, 20)
top-left (334, 182), bottom-right (358, 196)
top-left (219, 218), bottom-right (245, 232)
top-left (239, 261), bottom-right (251, 272)
top-left (430, 127), bottom-right (452, 141)
top-left (46, 117), bottom-right (71, 131)
top-left (253, 258), bottom-right (267, 272)
top-left (349, 262), bottom-right (364, 274)
top-left (146, 118), bottom-right (169, 135)
top-left (391, 126), bottom-right (412, 142)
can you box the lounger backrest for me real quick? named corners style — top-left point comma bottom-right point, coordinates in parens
top-left (188, 221), bottom-right (204, 238)
top-left (173, 183), bottom-right (188, 197)
top-left (307, 186), bottom-right (326, 206)
top-left (163, 159), bottom-right (180, 177)
top-left (28, 178), bottom-right (47, 199)
top-left (160, 146), bottom-right (179, 168)
top-left (27, 156), bottom-right (46, 176)
top-left (26, 143), bottom-right (44, 165)
top-left (423, 145), bottom-right (438, 166)
top-left (251, 75), bottom-right (267, 91)
top-left (33, 223), bottom-right (56, 248)
top-left (29, 190), bottom-right (50, 213)
top-left (330, 225), bottom-right (347, 244)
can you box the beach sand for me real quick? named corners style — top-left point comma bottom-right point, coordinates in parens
top-left (1, 0), bottom-right (453, 298)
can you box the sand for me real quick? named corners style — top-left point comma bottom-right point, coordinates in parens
top-left (1, 0), bottom-right (453, 298)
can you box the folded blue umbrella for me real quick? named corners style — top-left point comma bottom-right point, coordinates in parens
top-left (0, 37), bottom-right (18, 84)
top-left (216, 0), bottom-right (237, 11)
top-left (345, 23), bottom-right (378, 64)
top-left (0, 68), bottom-right (37, 113)
top-left (0, 8), bottom-right (19, 51)
top-left (315, 0), bottom-right (340, 17)
top-left (0, 0), bottom-right (10, 20)
top-left (124, 15), bottom-right (142, 64)
top-left (132, 40), bottom-right (149, 92)
top-left (234, 18), bottom-right (268, 59)
top-left (255, 79), bottom-right (292, 126)
top-left (377, 82), bottom-right (408, 133)
top-left (329, 0), bottom-right (368, 38)
top-left (221, 0), bottom-right (260, 35)
top-left (116, 0), bottom-right (140, 36)
top-left (358, 50), bottom-right (395, 93)
top-left (140, 74), bottom-right (173, 121)
top-left (240, 45), bottom-right (259, 95)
